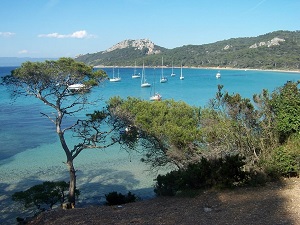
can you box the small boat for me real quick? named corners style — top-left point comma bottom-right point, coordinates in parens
top-left (170, 61), bottom-right (176, 76)
top-left (180, 65), bottom-right (184, 80)
top-left (141, 62), bottom-right (151, 87)
top-left (150, 93), bottom-right (162, 101)
top-left (110, 67), bottom-right (121, 82)
top-left (132, 61), bottom-right (141, 78)
top-left (150, 69), bottom-right (162, 101)
top-left (216, 71), bottom-right (221, 79)
top-left (67, 83), bottom-right (90, 92)
top-left (160, 57), bottom-right (168, 83)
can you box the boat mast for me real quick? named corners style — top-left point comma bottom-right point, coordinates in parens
top-left (161, 57), bottom-right (164, 79)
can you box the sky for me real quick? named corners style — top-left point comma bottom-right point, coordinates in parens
top-left (0, 0), bottom-right (299, 58)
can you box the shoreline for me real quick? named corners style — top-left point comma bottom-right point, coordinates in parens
top-left (93, 65), bottom-right (300, 74)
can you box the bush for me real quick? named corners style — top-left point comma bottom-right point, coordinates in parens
top-left (12, 180), bottom-right (80, 222)
top-left (266, 134), bottom-right (300, 177)
top-left (105, 191), bottom-right (138, 205)
top-left (154, 155), bottom-right (249, 196)
top-left (12, 181), bottom-right (79, 210)
top-left (154, 170), bottom-right (183, 196)
top-left (211, 154), bottom-right (249, 188)
top-left (245, 170), bottom-right (269, 186)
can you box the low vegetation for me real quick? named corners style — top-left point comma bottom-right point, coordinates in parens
top-left (12, 181), bottom-right (80, 212)
top-left (105, 191), bottom-right (138, 206)
top-left (154, 154), bottom-right (250, 196)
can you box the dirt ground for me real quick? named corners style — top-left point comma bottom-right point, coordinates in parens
top-left (28, 178), bottom-right (300, 225)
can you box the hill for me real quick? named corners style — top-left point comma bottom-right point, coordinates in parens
top-left (75, 30), bottom-right (300, 70)
top-left (75, 39), bottom-right (167, 67)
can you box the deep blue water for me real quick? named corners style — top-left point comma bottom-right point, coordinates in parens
top-left (1, 66), bottom-right (300, 160)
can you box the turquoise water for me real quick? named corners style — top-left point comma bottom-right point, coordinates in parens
top-left (1, 66), bottom-right (300, 223)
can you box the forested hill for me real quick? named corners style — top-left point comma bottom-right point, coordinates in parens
top-left (75, 30), bottom-right (300, 70)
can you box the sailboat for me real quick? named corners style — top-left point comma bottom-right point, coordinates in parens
top-left (110, 67), bottom-right (121, 82)
top-left (132, 61), bottom-right (141, 78)
top-left (67, 83), bottom-right (91, 93)
top-left (180, 65), bottom-right (184, 80)
top-left (141, 62), bottom-right (151, 87)
top-left (150, 92), bottom-right (162, 101)
top-left (160, 57), bottom-right (167, 83)
top-left (150, 69), bottom-right (162, 101)
top-left (170, 61), bottom-right (176, 76)
top-left (216, 71), bottom-right (221, 79)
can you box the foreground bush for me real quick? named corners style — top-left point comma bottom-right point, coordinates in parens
top-left (264, 133), bottom-right (300, 178)
top-left (12, 181), bottom-right (81, 225)
top-left (12, 181), bottom-right (80, 211)
top-left (105, 191), bottom-right (138, 205)
top-left (154, 155), bottom-right (249, 196)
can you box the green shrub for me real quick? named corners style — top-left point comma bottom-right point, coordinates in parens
top-left (154, 170), bottom-right (183, 196)
top-left (182, 157), bottom-right (212, 189)
top-left (245, 170), bottom-right (268, 186)
top-left (154, 155), bottom-right (249, 196)
top-left (259, 133), bottom-right (300, 180)
top-left (270, 81), bottom-right (300, 143)
top-left (269, 135), bottom-right (300, 177)
top-left (105, 191), bottom-right (138, 205)
top-left (211, 154), bottom-right (249, 188)
top-left (12, 181), bottom-right (79, 210)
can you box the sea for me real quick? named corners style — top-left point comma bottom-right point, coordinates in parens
top-left (1, 65), bottom-right (300, 223)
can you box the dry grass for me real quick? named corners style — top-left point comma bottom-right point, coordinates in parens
top-left (29, 178), bottom-right (300, 225)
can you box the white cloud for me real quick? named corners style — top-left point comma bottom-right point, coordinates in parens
top-left (18, 49), bottom-right (29, 54)
top-left (38, 30), bottom-right (96, 39)
top-left (0, 32), bottom-right (15, 37)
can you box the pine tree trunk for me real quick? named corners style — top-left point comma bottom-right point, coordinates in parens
top-left (57, 123), bottom-right (77, 208)
top-left (67, 160), bottom-right (76, 208)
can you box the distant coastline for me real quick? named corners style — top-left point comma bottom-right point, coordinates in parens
top-left (198, 66), bottom-right (300, 74)
top-left (1, 57), bottom-right (299, 74)
top-left (93, 65), bottom-right (300, 74)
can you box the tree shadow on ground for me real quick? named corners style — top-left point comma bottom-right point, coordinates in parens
top-left (163, 179), bottom-right (300, 225)
top-left (75, 167), bottom-right (155, 206)
top-left (0, 166), bottom-right (155, 224)
top-left (25, 179), bottom-right (300, 225)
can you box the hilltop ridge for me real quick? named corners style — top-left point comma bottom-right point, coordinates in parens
top-left (103, 39), bottom-right (162, 55)
top-left (75, 30), bottom-right (300, 71)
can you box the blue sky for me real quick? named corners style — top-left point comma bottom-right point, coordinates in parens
top-left (0, 0), bottom-right (299, 58)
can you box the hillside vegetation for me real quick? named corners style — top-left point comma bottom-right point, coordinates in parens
top-left (75, 30), bottom-right (300, 70)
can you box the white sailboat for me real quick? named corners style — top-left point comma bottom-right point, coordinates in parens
top-left (150, 69), bottom-right (162, 101)
top-left (180, 65), bottom-right (184, 80)
top-left (150, 92), bottom-right (162, 101)
top-left (170, 61), bottom-right (176, 76)
top-left (132, 61), bottom-right (141, 78)
top-left (216, 71), bottom-right (221, 79)
top-left (141, 62), bottom-right (151, 87)
top-left (67, 83), bottom-right (90, 93)
top-left (160, 57), bottom-right (167, 83)
top-left (110, 67), bottom-right (121, 82)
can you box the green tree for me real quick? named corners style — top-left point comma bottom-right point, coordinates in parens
top-left (270, 81), bottom-right (300, 143)
top-left (253, 89), bottom-right (279, 160)
top-left (108, 97), bottom-right (202, 169)
top-left (205, 85), bottom-right (262, 164)
top-left (3, 58), bottom-right (116, 207)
